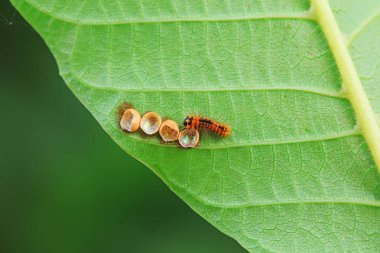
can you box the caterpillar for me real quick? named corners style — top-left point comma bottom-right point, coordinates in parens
top-left (183, 115), bottom-right (231, 137)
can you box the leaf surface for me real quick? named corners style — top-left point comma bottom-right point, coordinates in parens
top-left (11, 0), bottom-right (380, 251)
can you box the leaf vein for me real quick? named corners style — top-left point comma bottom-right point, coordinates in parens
top-left (119, 128), bottom-right (360, 150)
top-left (346, 4), bottom-right (380, 46)
top-left (24, 0), bottom-right (314, 26)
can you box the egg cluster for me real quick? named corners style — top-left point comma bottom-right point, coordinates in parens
top-left (119, 104), bottom-right (230, 148)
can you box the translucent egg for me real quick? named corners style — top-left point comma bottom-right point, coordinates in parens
top-left (120, 109), bottom-right (141, 132)
top-left (178, 128), bottom-right (200, 148)
top-left (140, 112), bottom-right (162, 135)
top-left (159, 120), bottom-right (179, 142)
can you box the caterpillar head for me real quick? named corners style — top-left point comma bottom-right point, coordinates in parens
top-left (183, 116), bottom-right (193, 129)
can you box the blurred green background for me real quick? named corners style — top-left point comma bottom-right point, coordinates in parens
top-left (0, 1), bottom-right (246, 252)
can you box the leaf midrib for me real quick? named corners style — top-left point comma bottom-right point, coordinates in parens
top-left (312, 0), bottom-right (380, 174)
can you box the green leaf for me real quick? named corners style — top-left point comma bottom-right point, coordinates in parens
top-left (11, 0), bottom-right (380, 251)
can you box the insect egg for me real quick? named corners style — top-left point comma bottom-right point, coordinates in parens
top-left (159, 120), bottom-right (179, 142)
top-left (140, 112), bottom-right (162, 135)
top-left (120, 109), bottom-right (141, 132)
top-left (178, 128), bottom-right (200, 148)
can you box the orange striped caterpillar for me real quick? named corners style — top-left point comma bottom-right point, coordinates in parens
top-left (183, 115), bottom-right (231, 137)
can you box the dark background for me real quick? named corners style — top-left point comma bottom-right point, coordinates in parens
top-left (0, 1), bottom-right (245, 252)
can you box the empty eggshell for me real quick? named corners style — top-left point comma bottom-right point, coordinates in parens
top-left (140, 112), bottom-right (162, 135)
top-left (159, 120), bottom-right (179, 142)
top-left (120, 109), bottom-right (141, 132)
top-left (178, 128), bottom-right (200, 148)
